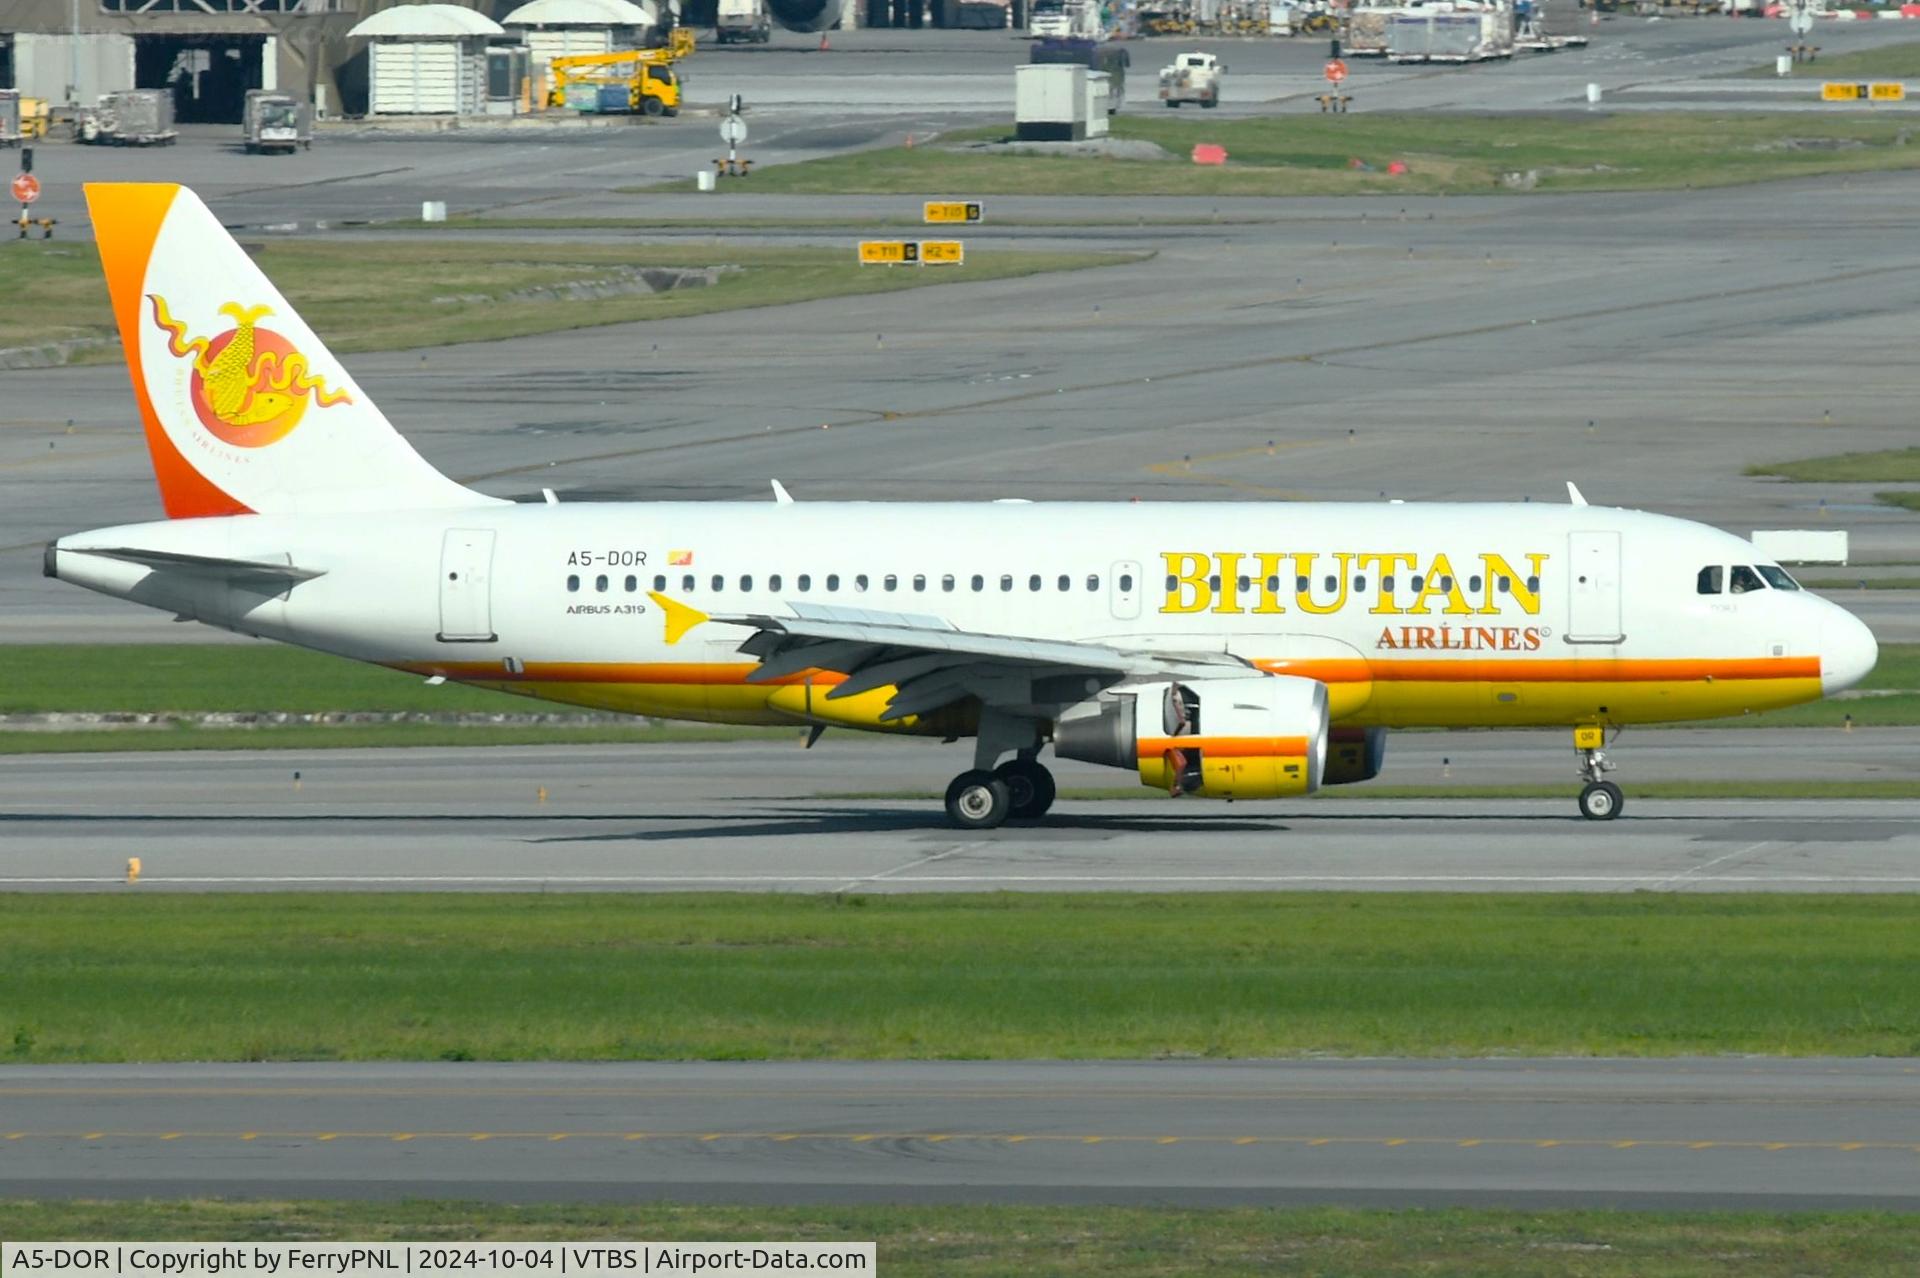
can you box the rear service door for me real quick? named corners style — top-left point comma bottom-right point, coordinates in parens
top-left (438, 529), bottom-right (497, 643)
top-left (1566, 530), bottom-right (1623, 644)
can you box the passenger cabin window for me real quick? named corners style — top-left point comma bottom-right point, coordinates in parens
top-left (769, 574), bottom-right (783, 592)
top-left (1697, 566), bottom-right (1723, 595)
top-left (1119, 573), bottom-right (1134, 591)
top-left (624, 575), bottom-right (638, 592)
top-left (942, 575), bottom-right (955, 592)
top-left (740, 575), bottom-right (753, 592)
top-left (1000, 575), bottom-right (1013, 592)
top-left (1758, 565), bottom-right (1801, 591)
top-left (1087, 575), bottom-right (1099, 591)
top-left (1469, 575), bottom-right (1482, 593)
top-left (1030, 575), bottom-right (1043, 592)
top-left (854, 574), bottom-right (868, 592)
top-left (884, 574), bottom-right (898, 592)
top-left (914, 574), bottom-right (927, 592)
top-left (653, 574), bottom-right (665, 592)
top-left (797, 574), bottom-right (812, 592)
top-left (1382, 575), bottom-right (1396, 592)
top-left (1730, 565), bottom-right (1766, 595)
top-left (826, 574), bottom-right (840, 592)
top-left (1354, 575), bottom-right (1367, 592)
top-left (1526, 575), bottom-right (1539, 594)
top-left (971, 575), bottom-right (984, 592)
top-left (1165, 575), bottom-right (1178, 592)
top-left (567, 575), bottom-right (580, 592)
top-left (711, 575), bottom-right (724, 592)
top-left (1410, 575), bottom-right (1425, 592)
top-left (596, 575), bottom-right (609, 593)
top-left (681, 574), bottom-right (694, 592)
top-left (1059, 575), bottom-right (1071, 591)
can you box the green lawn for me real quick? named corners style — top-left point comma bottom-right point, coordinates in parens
top-left (1749, 38), bottom-right (1920, 80)
top-left (0, 643), bottom-right (1912, 754)
top-left (6, 1201), bottom-right (1920, 1277)
top-left (701, 113), bottom-right (1920, 198)
top-left (0, 240), bottom-right (1130, 361)
top-left (7, 894), bottom-right (1920, 1062)
top-left (1747, 447), bottom-right (1920, 482)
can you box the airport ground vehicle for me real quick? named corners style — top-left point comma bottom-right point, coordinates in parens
top-left (56, 182), bottom-right (1880, 830)
top-left (1159, 51), bottom-right (1222, 107)
top-left (242, 90), bottom-right (310, 155)
top-left (716, 0), bottom-right (773, 42)
top-left (548, 28), bottom-right (694, 117)
top-left (75, 90), bottom-right (176, 145)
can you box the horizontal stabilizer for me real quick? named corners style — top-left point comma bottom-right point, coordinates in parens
top-left (58, 545), bottom-right (324, 587)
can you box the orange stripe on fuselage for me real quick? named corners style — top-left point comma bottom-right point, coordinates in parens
top-left (1258, 656), bottom-right (1817, 684)
top-left (1136, 736), bottom-right (1311, 758)
top-left (402, 655), bottom-right (1818, 689)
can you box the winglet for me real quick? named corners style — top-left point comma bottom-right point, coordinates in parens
top-left (648, 591), bottom-right (709, 645)
top-left (1566, 481), bottom-right (1588, 507)
top-left (771, 479), bottom-right (794, 505)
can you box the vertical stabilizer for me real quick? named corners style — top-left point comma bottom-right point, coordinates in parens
top-left (85, 182), bottom-right (502, 518)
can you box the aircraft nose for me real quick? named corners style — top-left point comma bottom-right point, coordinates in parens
top-left (1821, 605), bottom-right (1879, 694)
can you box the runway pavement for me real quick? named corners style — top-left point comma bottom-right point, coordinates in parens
top-left (5, 1059), bottom-right (1919, 1209)
top-left (3, 735), bottom-right (1917, 892)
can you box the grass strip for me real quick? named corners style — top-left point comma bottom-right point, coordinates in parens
top-left (6, 1201), bottom-right (1920, 1276)
top-left (699, 113), bottom-right (1920, 198)
top-left (1742, 38), bottom-right (1920, 80)
top-left (7, 894), bottom-right (1920, 1062)
top-left (1747, 447), bottom-right (1920, 482)
top-left (0, 724), bottom-right (796, 754)
top-left (5, 643), bottom-right (1914, 713)
top-left (0, 240), bottom-right (1130, 361)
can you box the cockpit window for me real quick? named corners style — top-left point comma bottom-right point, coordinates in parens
top-left (1729, 565), bottom-right (1766, 594)
top-left (1757, 565), bottom-right (1801, 591)
top-left (1696, 566), bottom-right (1723, 595)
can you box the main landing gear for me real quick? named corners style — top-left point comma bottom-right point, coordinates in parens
top-left (1575, 723), bottom-right (1623, 821)
top-left (944, 712), bottom-right (1055, 830)
top-left (943, 757), bottom-right (1056, 830)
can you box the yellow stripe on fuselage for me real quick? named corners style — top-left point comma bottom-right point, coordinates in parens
top-left (400, 655), bottom-right (1826, 731)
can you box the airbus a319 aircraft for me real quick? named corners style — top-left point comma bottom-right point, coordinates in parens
top-left (47, 184), bottom-right (1880, 828)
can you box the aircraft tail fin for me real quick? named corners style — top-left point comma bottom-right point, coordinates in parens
top-left (85, 182), bottom-right (502, 518)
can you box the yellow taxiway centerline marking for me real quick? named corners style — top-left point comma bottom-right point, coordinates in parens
top-left (1458, 1139), bottom-right (1482, 1148)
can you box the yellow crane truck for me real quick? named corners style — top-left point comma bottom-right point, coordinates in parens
top-left (547, 28), bottom-right (694, 118)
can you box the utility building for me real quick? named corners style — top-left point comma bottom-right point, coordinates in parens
top-left (347, 3), bottom-right (503, 115)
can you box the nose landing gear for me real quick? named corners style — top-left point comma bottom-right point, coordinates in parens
top-left (1575, 723), bottom-right (1622, 821)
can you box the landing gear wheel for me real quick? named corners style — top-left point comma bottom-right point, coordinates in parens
top-left (1578, 781), bottom-right (1623, 821)
top-left (995, 759), bottom-right (1056, 820)
top-left (945, 770), bottom-right (1011, 830)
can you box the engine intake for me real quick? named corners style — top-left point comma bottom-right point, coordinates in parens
top-left (1055, 676), bottom-right (1329, 799)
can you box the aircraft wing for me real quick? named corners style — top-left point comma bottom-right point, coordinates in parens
top-left (675, 598), bottom-right (1253, 722)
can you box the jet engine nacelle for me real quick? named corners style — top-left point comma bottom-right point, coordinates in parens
top-left (1323, 725), bottom-right (1388, 786)
top-left (766, 0), bottom-right (839, 31)
top-left (1055, 675), bottom-right (1329, 799)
